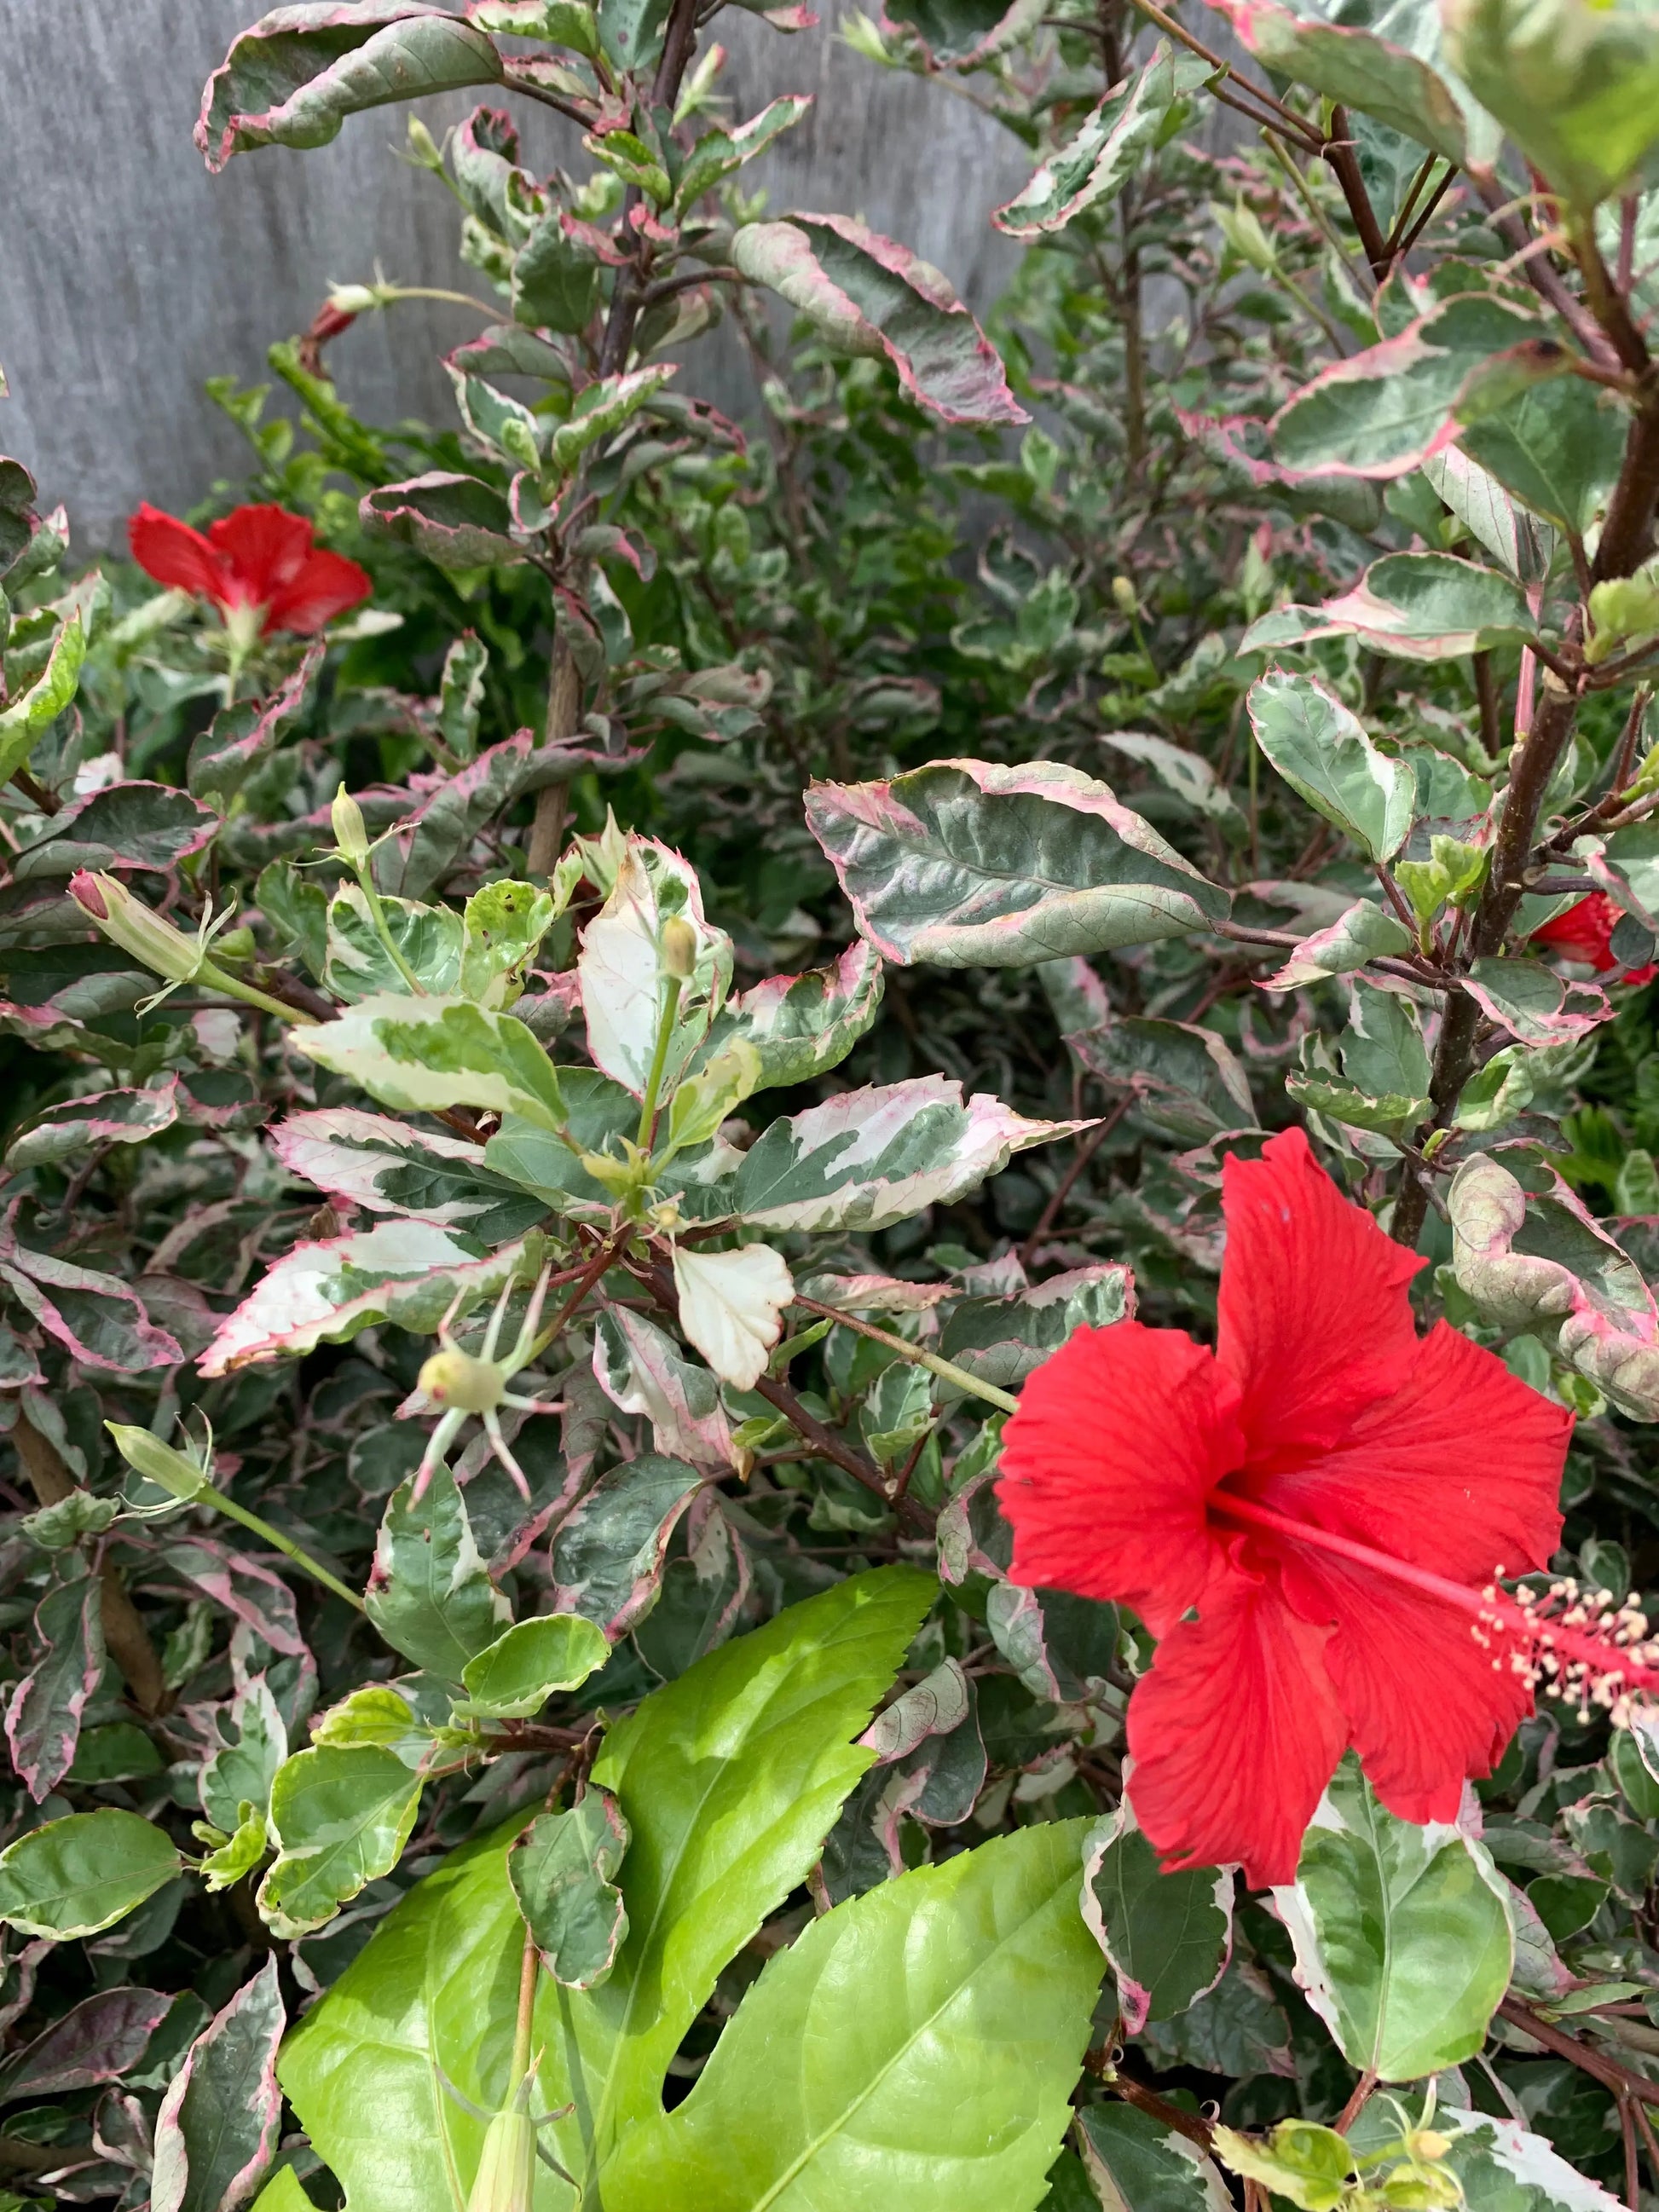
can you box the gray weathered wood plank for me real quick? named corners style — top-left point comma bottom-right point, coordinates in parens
top-left (0, 0), bottom-right (1030, 542)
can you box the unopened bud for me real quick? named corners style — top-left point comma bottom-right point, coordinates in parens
top-left (660, 915), bottom-right (698, 980)
top-left (419, 1348), bottom-right (506, 1413)
top-left (106, 1423), bottom-right (208, 1501)
top-left (1111, 575), bottom-right (1139, 616)
top-left (465, 2100), bottom-right (535, 2212)
top-left (1411, 2133), bottom-right (1452, 2162)
top-left (406, 117), bottom-right (444, 170)
top-left (72, 871), bottom-right (209, 985)
top-left (332, 784), bottom-right (371, 869)
top-left (327, 283), bottom-right (382, 317)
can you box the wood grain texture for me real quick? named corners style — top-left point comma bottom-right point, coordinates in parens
top-left (0, 0), bottom-right (1030, 544)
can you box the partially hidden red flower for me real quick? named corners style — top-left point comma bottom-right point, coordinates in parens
top-left (997, 1128), bottom-right (1576, 1888)
top-left (1532, 892), bottom-right (1656, 987)
top-left (128, 502), bottom-right (370, 637)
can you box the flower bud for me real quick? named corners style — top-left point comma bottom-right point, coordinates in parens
top-left (332, 784), bottom-right (371, 869)
top-left (419, 1348), bottom-right (506, 1414)
top-left (406, 117), bottom-right (445, 170)
top-left (660, 915), bottom-right (698, 980)
top-left (106, 1423), bottom-right (208, 1501)
top-left (71, 872), bottom-right (209, 986)
top-left (1410, 2132), bottom-right (1452, 2162)
top-left (327, 283), bottom-right (381, 316)
top-left (465, 2103), bottom-right (535, 2212)
top-left (1111, 575), bottom-right (1139, 616)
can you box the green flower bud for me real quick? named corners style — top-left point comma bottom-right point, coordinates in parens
top-left (327, 283), bottom-right (382, 316)
top-left (406, 117), bottom-right (445, 170)
top-left (332, 783), bottom-right (372, 869)
top-left (71, 873), bottom-right (210, 986)
top-left (1111, 575), bottom-right (1139, 615)
top-left (419, 1348), bottom-right (506, 1413)
top-left (106, 1423), bottom-right (208, 1501)
top-left (660, 915), bottom-right (698, 980)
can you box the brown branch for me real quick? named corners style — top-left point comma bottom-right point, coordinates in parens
top-left (529, 640), bottom-right (582, 878)
top-left (1471, 177), bottom-right (1621, 369)
top-left (1119, 0), bottom-right (1321, 148)
top-left (632, 1254), bottom-right (924, 1524)
top-left (1497, 1995), bottom-right (1659, 2109)
top-left (1020, 1099), bottom-right (1132, 1268)
top-left (14, 1408), bottom-right (168, 1716)
top-left (1324, 112), bottom-right (1391, 280)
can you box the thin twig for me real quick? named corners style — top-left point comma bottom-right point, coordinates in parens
top-left (1020, 1099), bottom-right (1132, 1268)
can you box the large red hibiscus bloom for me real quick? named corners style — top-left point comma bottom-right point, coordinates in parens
top-left (997, 1128), bottom-right (1581, 1887)
top-left (129, 502), bottom-right (370, 638)
top-left (1532, 892), bottom-right (1656, 987)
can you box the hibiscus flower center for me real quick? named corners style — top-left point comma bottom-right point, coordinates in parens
top-left (1211, 1488), bottom-right (1659, 1727)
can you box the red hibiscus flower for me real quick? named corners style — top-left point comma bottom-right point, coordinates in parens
top-left (997, 1128), bottom-right (1594, 1888)
top-left (1532, 892), bottom-right (1656, 987)
top-left (128, 503), bottom-right (370, 638)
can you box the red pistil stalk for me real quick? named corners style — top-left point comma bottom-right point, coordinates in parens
top-left (1214, 1492), bottom-right (1659, 1724)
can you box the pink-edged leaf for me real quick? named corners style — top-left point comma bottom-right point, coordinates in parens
top-left (1084, 1798), bottom-right (1234, 2034)
top-left (806, 757), bottom-right (1228, 965)
top-left (199, 1221), bottom-right (540, 1374)
top-left (0, 457), bottom-right (40, 579)
top-left (994, 46), bottom-right (1176, 237)
top-left (699, 936), bottom-right (885, 1089)
top-left (6, 1075), bottom-right (179, 1171)
top-left (197, 5), bottom-right (504, 173)
top-left (360, 471), bottom-right (527, 569)
top-left (1176, 409), bottom-right (1385, 533)
top-left (731, 213), bottom-right (1028, 426)
top-left (552, 1453), bottom-right (704, 1637)
top-left (1261, 898), bottom-right (1413, 990)
top-left (151, 1955), bottom-right (284, 2212)
top-left (375, 726), bottom-right (641, 900)
top-left (1203, 0), bottom-right (1471, 160)
top-left (166, 1539), bottom-right (308, 1656)
top-left (824, 1656), bottom-right (986, 1895)
top-left (1451, 1151), bottom-right (1659, 1418)
top-left (12, 783), bottom-right (219, 881)
top-left (936, 1466), bottom-right (1012, 1585)
top-left (1271, 295), bottom-right (1572, 481)
top-left (705, 1074), bottom-right (1087, 1233)
top-left (5, 1571), bottom-right (104, 1801)
top-left (594, 1306), bottom-right (737, 1470)
top-left (269, 1106), bottom-right (531, 1231)
top-left (1462, 956), bottom-right (1613, 1043)
top-left (800, 1270), bottom-right (952, 1314)
top-left (187, 641), bottom-right (323, 805)
top-left (1240, 552), bottom-right (1535, 661)
top-left (0, 1228), bottom-right (183, 1372)
top-left (0, 1986), bottom-right (171, 2098)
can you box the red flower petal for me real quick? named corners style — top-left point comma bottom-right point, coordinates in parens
top-left (997, 1322), bottom-right (1242, 1637)
top-left (1217, 1128), bottom-right (1424, 1466)
top-left (1125, 1563), bottom-right (1347, 1886)
top-left (206, 504), bottom-right (316, 606)
top-left (1256, 1319), bottom-right (1568, 1588)
top-left (1302, 1562), bottom-right (1531, 1823)
top-left (127, 504), bottom-right (230, 606)
top-left (263, 546), bottom-right (373, 635)
top-left (1532, 894), bottom-right (1617, 971)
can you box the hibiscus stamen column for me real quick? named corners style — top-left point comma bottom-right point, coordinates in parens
top-left (1213, 1491), bottom-right (1659, 1725)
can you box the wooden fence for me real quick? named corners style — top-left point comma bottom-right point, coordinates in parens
top-left (0, 0), bottom-right (1031, 544)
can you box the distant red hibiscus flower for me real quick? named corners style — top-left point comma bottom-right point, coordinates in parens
top-left (997, 1128), bottom-right (1589, 1888)
top-left (1532, 892), bottom-right (1656, 987)
top-left (128, 502), bottom-right (370, 638)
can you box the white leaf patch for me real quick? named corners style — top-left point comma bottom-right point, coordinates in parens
top-left (672, 1243), bottom-right (795, 1390)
